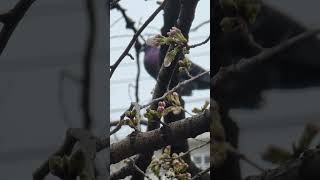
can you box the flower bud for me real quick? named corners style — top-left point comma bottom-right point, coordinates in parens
top-left (158, 101), bottom-right (166, 107)
top-left (157, 106), bottom-right (165, 112)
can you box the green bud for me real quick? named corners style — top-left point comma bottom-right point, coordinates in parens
top-left (262, 145), bottom-right (293, 165)
top-left (69, 151), bottom-right (86, 176)
top-left (219, 0), bottom-right (238, 14)
top-left (48, 156), bottom-right (65, 177)
top-left (164, 46), bottom-right (180, 67)
top-left (220, 17), bottom-right (245, 32)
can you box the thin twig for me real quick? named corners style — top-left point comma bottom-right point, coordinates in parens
top-left (110, 0), bottom-right (169, 78)
top-left (190, 20), bottom-right (210, 32)
top-left (191, 166), bottom-right (211, 180)
top-left (141, 70), bottom-right (210, 109)
top-left (110, 16), bottom-right (123, 27)
top-left (128, 158), bottom-right (152, 180)
top-left (176, 141), bottom-right (209, 159)
top-left (189, 35), bottom-right (210, 48)
top-left (134, 43), bottom-right (142, 103)
top-left (127, 53), bottom-right (134, 60)
top-left (110, 104), bottom-right (134, 135)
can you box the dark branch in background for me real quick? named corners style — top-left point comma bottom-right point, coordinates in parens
top-left (81, 0), bottom-right (97, 130)
top-left (33, 129), bottom-right (110, 180)
top-left (109, 0), bottom-right (169, 78)
top-left (0, 0), bottom-right (36, 56)
top-left (245, 147), bottom-right (320, 180)
top-left (212, 29), bottom-right (320, 89)
top-left (134, 42), bottom-right (142, 103)
top-left (211, 11), bottom-right (320, 180)
top-left (110, 110), bottom-right (210, 164)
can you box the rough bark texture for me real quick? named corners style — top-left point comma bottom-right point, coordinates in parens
top-left (110, 110), bottom-right (210, 164)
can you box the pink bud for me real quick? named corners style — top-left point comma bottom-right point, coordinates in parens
top-left (173, 92), bottom-right (178, 96)
top-left (157, 106), bottom-right (165, 112)
top-left (158, 101), bottom-right (166, 107)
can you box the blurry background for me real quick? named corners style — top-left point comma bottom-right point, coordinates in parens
top-left (0, 0), bottom-right (108, 179)
top-left (229, 0), bottom-right (320, 178)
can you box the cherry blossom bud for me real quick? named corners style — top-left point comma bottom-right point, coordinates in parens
top-left (158, 101), bottom-right (166, 107)
top-left (173, 92), bottom-right (179, 97)
top-left (146, 34), bottom-right (165, 47)
top-left (157, 106), bottom-right (165, 112)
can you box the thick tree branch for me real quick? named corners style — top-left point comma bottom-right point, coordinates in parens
top-left (110, 110), bottom-right (210, 164)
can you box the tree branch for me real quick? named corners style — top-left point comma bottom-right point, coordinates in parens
top-left (245, 147), bottom-right (320, 180)
top-left (81, 0), bottom-right (97, 130)
top-left (110, 0), bottom-right (169, 78)
top-left (110, 110), bottom-right (210, 164)
top-left (212, 29), bottom-right (320, 90)
top-left (33, 129), bottom-right (109, 180)
top-left (0, 0), bottom-right (36, 56)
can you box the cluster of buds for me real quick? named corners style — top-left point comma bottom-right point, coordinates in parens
top-left (220, 16), bottom-right (247, 32)
top-left (146, 34), bottom-right (169, 47)
top-left (157, 101), bottom-right (166, 113)
top-left (165, 92), bottom-right (182, 115)
top-left (167, 27), bottom-right (188, 45)
top-left (147, 27), bottom-right (190, 67)
top-left (163, 46), bottom-right (181, 67)
top-left (48, 151), bottom-right (88, 179)
top-left (123, 109), bottom-right (139, 128)
top-left (166, 92), bottom-right (181, 106)
top-left (144, 108), bottom-right (162, 121)
top-left (178, 57), bottom-right (192, 73)
top-left (192, 100), bottom-right (210, 114)
top-left (148, 146), bottom-right (192, 180)
top-left (219, 0), bottom-right (261, 33)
